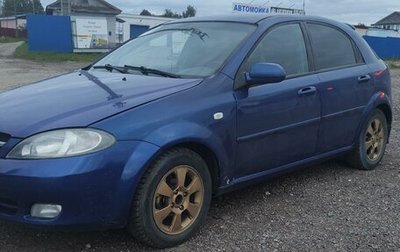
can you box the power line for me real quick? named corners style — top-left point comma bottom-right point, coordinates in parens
top-left (262, 1), bottom-right (270, 6)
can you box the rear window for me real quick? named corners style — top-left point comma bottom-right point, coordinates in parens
top-left (307, 23), bottom-right (357, 71)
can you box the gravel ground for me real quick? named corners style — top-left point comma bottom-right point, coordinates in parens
top-left (0, 42), bottom-right (24, 57)
top-left (0, 58), bottom-right (86, 89)
top-left (0, 58), bottom-right (399, 252)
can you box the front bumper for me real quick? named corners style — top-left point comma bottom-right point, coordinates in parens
top-left (0, 140), bottom-right (159, 230)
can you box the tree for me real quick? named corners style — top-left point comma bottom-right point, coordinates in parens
top-left (140, 9), bottom-right (152, 16)
top-left (182, 5), bottom-right (196, 18)
top-left (2, 0), bottom-right (44, 16)
top-left (356, 23), bottom-right (368, 28)
top-left (162, 8), bottom-right (181, 18)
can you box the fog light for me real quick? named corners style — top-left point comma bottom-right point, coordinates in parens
top-left (31, 204), bottom-right (62, 219)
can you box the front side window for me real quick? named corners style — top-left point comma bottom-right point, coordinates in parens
top-left (307, 23), bottom-right (357, 71)
top-left (241, 23), bottom-right (309, 79)
top-left (94, 22), bottom-right (256, 78)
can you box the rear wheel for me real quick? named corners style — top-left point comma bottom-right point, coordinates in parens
top-left (129, 148), bottom-right (212, 248)
top-left (346, 109), bottom-right (388, 170)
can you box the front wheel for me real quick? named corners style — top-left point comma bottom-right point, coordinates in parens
top-left (346, 109), bottom-right (388, 170)
top-left (128, 148), bottom-right (212, 248)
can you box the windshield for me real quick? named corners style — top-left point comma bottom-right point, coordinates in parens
top-left (93, 22), bottom-right (256, 78)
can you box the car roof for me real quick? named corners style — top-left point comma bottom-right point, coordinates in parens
top-left (166, 14), bottom-right (272, 24)
top-left (165, 14), bottom-right (342, 26)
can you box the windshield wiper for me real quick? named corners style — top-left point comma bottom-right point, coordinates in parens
top-left (124, 65), bottom-right (181, 78)
top-left (93, 64), bottom-right (127, 74)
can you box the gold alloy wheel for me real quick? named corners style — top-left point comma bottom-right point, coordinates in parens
top-left (365, 118), bottom-right (385, 162)
top-left (153, 165), bottom-right (204, 235)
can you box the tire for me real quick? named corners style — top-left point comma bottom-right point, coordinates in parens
top-left (346, 109), bottom-right (388, 170)
top-left (128, 148), bottom-right (212, 248)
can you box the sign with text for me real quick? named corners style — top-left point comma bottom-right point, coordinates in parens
top-left (232, 2), bottom-right (270, 14)
top-left (270, 7), bottom-right (305, 15)
top-left (76, 18), bottom-right (109, 49)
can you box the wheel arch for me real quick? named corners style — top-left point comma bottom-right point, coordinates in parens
top-left (376, 103), bottom-right (392, 127)
top-left (157, 141), bottom-right (221, 195)
top-left (355, 92), bottom-right (393, 146)
top-left (126, 141), bottom-right (217, 247)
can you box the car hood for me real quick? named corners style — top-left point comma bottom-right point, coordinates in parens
top-left (0, 70), bottom-right (202, 138)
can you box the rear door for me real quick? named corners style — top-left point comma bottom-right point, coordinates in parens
top-left (305, 23), bottom-right (374, 152)
top-left (234, 23), bottom-right (321, 178)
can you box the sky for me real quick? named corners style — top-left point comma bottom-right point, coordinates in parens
top-left (40, 0), bottom-right (400, 25)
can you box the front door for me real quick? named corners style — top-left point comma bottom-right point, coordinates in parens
top-left (234, 23), bottom-right (321, 178)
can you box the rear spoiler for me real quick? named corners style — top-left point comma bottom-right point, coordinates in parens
top-left (346, 23), bottom-right (356, 30)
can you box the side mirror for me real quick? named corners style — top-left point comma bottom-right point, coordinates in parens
top-left (245, 63), bottom-right (286, 86)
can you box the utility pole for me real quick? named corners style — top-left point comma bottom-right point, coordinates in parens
top-left (32, 0), bottom-right (35, 14)
top-left (14, 0), bottom-right (17, 37)
top-left (61, 0), bottom-right (71, 16)
top-left (303, 0), bottom-right (306, 14)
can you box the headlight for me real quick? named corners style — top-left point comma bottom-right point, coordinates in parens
top-left (7, 129), bottom-right (115, 159)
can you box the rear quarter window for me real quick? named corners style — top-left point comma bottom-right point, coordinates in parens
top-left (307, 23), bottom-right (358, 71)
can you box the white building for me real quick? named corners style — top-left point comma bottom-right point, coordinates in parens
top-left (373, 12), bottom-right (400, 31)
top-left (117, 13), bottom-right (175, 42)
top-left (366, 28), bottom-right (400, 38)
top-left (0, 15), bottom-right (27, 30)
top-left (46, 0), bottom-right (121, 51)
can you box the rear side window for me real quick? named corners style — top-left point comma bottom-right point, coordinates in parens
top-left (307, 23), bottom-right (357, 70)
top-left (245, 23), bottom-right (309, 76)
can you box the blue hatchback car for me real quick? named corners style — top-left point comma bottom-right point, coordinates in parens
top-left (0, 15), bottom-right (392, 248)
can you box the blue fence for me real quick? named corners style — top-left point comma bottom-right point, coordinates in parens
top-left (27, 15), bottom-right (73, 53)
top-left (363, 35), bottom-right (400, 59)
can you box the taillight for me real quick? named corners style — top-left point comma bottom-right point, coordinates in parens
top-left (373, 70), bottom-right (385, 77)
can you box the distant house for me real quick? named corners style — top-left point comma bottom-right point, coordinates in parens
top-left (46, 0), bottom-right (122, 51)
top-left (0, 15), bottom-right (27, 38)
top-left (373, 12), bottom-right (400, 31)
top-left (0, 15), bottom-right (27, 30)
top-left (46, 0), bottom-right (121, 16)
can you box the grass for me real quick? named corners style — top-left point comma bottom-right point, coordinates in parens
top-left (14, 42), bottom-right (104, 62)
top-left (0, 36), bottom-right (24, 43)
top-left (0, 36), bottom-right (25, 43)
top-left (386, 60), bottom-right (400, 69)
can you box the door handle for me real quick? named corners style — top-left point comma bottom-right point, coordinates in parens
top-left (358, 74), bottom-right (371, 83)
top-left (298, 86), bottom-right (317, 96)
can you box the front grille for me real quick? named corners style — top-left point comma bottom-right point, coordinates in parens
top-left (0, 132), bottom-right (10, 148)
top-left (0, 198), bottom-right (17, 215)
